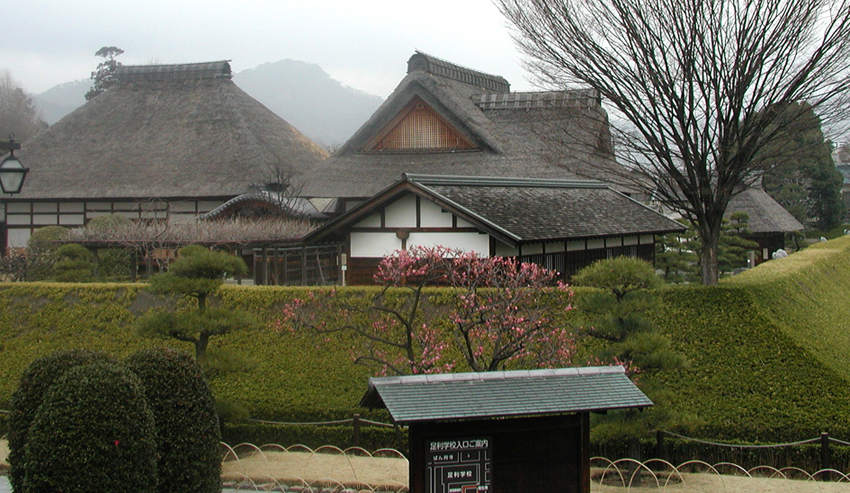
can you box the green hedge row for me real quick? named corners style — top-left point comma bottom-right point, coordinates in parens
top-left (222, 422), bottom-right (406, 452)
top-left (1, 239), bottom-right (850, 447)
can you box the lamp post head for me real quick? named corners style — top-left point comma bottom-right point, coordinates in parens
top-left (0, 139), bottom-right (28, 195)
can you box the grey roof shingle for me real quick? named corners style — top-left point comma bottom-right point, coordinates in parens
top-left (360, 366), bottom-right (652, 423)
top-left (306, 174), bottom-right (685, 245)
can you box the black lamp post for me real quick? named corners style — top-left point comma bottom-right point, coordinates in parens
top-left (0, 139), bottom-right (28, 195)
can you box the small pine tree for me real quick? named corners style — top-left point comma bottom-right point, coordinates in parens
top-left (572, 257), bottom-right (688, 441)
top-left (137, 245), bottom-right (256, 359)
top-left (7, 349), bottom-right (114, 492)
top-left (126, 348), bottom-right (222, 493)
top-left (24, 361), bottom-right (158, 493)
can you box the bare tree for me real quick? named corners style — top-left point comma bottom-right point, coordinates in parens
top-left (0, 70), bottom-right (47, 142)
top-left (497, 0), bottom-right (850, 284)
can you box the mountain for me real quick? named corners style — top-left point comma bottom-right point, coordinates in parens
top-left (233, 60), bottom-right (383, 147)
top-left (33, 80), bottom-right (90, 125)
top-left (32, 60), bottom-right (384, 147)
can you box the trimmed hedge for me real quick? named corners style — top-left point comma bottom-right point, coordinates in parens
top-left (7, 349), bottom-right (115, 492)
top-left (24, 361), bottom-right (158, 493)
top-left (0, 239), bottom-right (850, 447)
top-left (126, 348), bottom-right (221, 493)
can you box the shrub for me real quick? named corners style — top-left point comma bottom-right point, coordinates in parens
top-left (126, 347), bottom-right (221, 493)
top-left (7, 349), bottom-right (115, 493)
top-left (24, 361), bottom-right (158, 493)
top-left (26, 226), bottom-right (69, 280)
top-left (51, 243), bottom-right (95, 282)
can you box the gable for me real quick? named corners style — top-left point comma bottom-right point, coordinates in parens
top-left (365, 97), bottom-right (478, 153)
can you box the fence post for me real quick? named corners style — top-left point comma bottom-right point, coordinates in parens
top-left (353, 414), bottom-right (361, 448)
top-left (655, 430), bottom-right (664, 461)
top-left (821, 432), bottom-right (831, 471)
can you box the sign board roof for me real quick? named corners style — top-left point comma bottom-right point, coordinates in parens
top-left (360, 366), bottom-right (652, 424)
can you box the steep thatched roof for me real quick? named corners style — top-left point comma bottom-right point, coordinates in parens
top-left (301, 52), bottom-right (624, 199)
top-left (307, 174), bottom-right (685, 246)
top-left (727, 188), bottom-right (804, 233)
top-left (13, 61), bottom-right (328, 201)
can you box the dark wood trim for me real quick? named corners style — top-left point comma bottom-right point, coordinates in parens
top-left (349, 227), bottom-right (481, 233)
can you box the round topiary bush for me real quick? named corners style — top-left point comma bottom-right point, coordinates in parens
top-left (7, 349), bottom-right (115, 493)
top-left (24, 361), bottom-right (158, 493)
top-left (126, 347), bottom-right (222, 493)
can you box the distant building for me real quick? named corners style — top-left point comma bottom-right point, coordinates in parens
top-left (3, 61), bottom-right (327, 250)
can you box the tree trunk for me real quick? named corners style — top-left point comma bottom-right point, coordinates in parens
top-left (699, 220), bottom-right (722, 286)
top-left (195, 333), bottom-right (209, 360)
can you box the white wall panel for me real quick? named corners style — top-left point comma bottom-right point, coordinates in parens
top-left (7, 203), bottom-right (30, 214)
top-left (8, 229), bottom-right (30, 248)
top-left (6, 215), bottom-right (30, 226)
top-left (351, 232), bottom-right (401, 257)
top-left (384, 195), bottom-right (417, 228)
top-left (354, 213), bottom-right (381, 228)
top-left (33, 214), bottom-right (58, 225)
top-left (59, 214), bottom-right (85, 226)
top-left (420, 201), bottom-right (453, 227)
top-left (408, 232), bottom-right (489, 256)
top-left (59, 203), bottom-right (84, 213)
top-left (33, 203), bottom-right (57, 213)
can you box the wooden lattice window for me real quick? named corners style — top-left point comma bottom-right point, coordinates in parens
top-left (366, 97), bottom-right (478, 152)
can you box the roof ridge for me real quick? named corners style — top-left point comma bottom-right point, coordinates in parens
top-left (404, 173), bottom-right (608, 189)
top-left (475, 89), bottom-right (601, 110)
top-left (115, 60), bottom-right (232, 83)
top-left (407, 51), bottom-right (510, 93)
top-left (369, 365), bottom-right (625, 387)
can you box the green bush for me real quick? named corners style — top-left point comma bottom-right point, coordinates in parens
top-left (52, 243), bottom-right (95, 282)
top-left (126, 347), bottom-right (221, 493)
top-left (24, 225), bottom-right (70, 281)
top-left (7, 349), bottom-right (115, 493)
top-left (24, 361), bottom-right (158, 493)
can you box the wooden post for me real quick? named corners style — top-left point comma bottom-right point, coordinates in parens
top-left (655, 430), bottom-right (664, 463)
top-left (628, 435), bottom-right (642, 486)
top-left (352, 413), bottom-right (361, 448)
top-left (301, 246), bottom-right (307, 285)
top-left (261, 247), bottom-right (269, 285)
top-left (821, 432), bottom-right (831, 472)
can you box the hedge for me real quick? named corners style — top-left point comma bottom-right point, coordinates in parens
top-left (0, 239), bottom-right (849, 447)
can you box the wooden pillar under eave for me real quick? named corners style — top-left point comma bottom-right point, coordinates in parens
top-left (301, 246), bottom-right (307, 285)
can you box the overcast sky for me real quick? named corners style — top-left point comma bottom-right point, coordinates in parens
top-left (3, 0), bottom-right (538, 97)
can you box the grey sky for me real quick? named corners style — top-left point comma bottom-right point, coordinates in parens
top-left (4, 0), bottom-right (536, 97)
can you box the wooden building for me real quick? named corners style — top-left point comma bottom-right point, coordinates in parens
top-left (300, 51), bottom-right (633, 214)
top-left (360, 366), bottom-right (652, 493)
top-left (3, 61), bottom-right (327, 250)
top-left (726, 188), bottom-right (804, 263)
top-left (303, 174), bottom-right (684, 284)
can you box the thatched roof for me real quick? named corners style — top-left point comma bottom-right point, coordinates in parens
top-left (301, 52), bottom-right (624, 199)
top-left (12, 61), bottom-right (328, 201)
top-left (727, 188), bottom-right (804, 234)
top-left (307, 174), bottom-right (685, 247)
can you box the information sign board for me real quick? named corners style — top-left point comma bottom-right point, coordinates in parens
top-left (426, 438), bottom-right (491, 493)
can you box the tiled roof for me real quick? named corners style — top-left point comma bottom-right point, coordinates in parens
top-left (360, 366), bottom-right (652, 423)
top-left (413, 175), bottom-right (684, 241)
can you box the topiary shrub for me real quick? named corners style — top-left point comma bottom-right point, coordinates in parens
top-left (126, 347), bottom-right (221, 493)
top-left (51, 243), bottom-right (95, 282)
top-left (7, 349), bottom-right (114, 493)
top-left (24, 361), bottom-right (158, 493)
top-left (26, 225), bottom-right (70, 280)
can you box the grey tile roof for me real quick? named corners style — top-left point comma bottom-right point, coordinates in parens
top-left (306, 175), bottom-right (684, 245)
top-left (413, 175), bottom-right (685, 241)
top-left (360, 366), bottom-right (652, 424)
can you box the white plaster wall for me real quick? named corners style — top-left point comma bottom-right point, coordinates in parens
top-left (59, 203), bottom-right (84, 213)
top-left (354, 213), bottom-right (381, 228)
top-left (351, 232), bottom-right (402, 257)
top-left (8, 229), bottom-right (30, 248)
top-left (408, 232), bottom-right (489, 256)
top-left (384, 195), bottom-right (417, 228)
top-left (522, 243), bottom-right (544, 255)
top-left (420, 201), bottom-right (453, 227)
